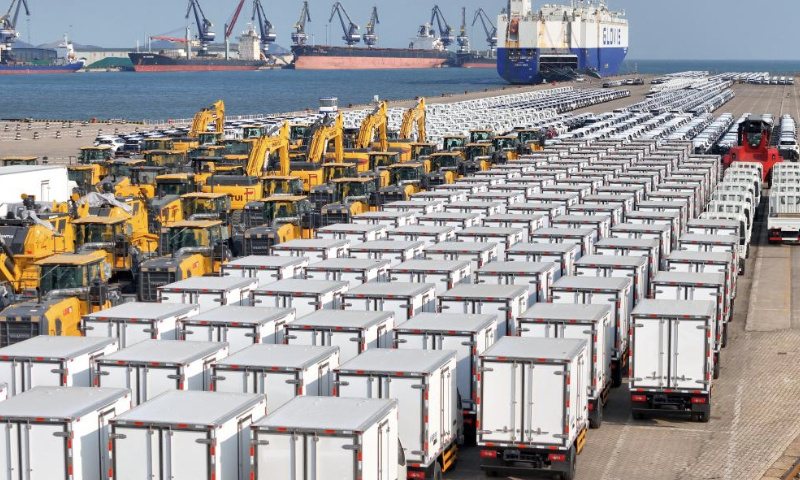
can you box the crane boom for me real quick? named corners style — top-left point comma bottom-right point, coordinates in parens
top-left (363, 6), bottom-right (379, 47)
top-left (0, 0), bottom-right (30, 52)
top-left (252, 0), bottom-right (276, 51)
top-left (224, 0), bottom-right (246, 39)
top-left (292, 1), bottom-right (311, 46)
top-left (457, 6), bottom-right (470, 53)
top-left (430, 5), bottom-right (454, 47)
top-left (185, 0), bottom-right (215, 54)
top-left (472, 8), bottom-right (498, 49)
top-left (329, 2), bottom-right (360, 46)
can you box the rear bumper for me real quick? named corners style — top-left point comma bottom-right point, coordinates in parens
top-left (630, 391), bottom-right (710, 414)
top-left (478, 445), bottom-right (574, 475)
top-left (768, 227), bottom-right (800, 243)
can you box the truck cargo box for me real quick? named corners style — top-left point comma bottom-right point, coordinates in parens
top-left (385, 225), bottom-right (455, 246)
top-left (611, 223), bottom-right (672, 267)
top-left (575, 254), bottom-right (649, 302)
top-left (348, 239), bottom-right (425, 267)
top-left (390, 259), bottom-right (471, 295)
top-left (417, 211), bottom-right (482, 229)
top-left (0, 165), bottom-right (73, 204)
top-left (251, 279), bottom-right (348, 318)
top-left (439, 284), bottom-right (528, 337)
top-left (221, 255), bottom-right (308, 282)
top-left (677, 233), bottom-right (741, 274)
top-left (271, 238), bottom-right (349, 263)
top-left (456, 226), bottom-right (526, 260)
top-left (353, 210), bottom-right (417, 228)
top-left (443, 200), bottom-right (504, 216)
top-left (507, 202), bottom-right (566, 226)
top-left (159, 277), bottom-right (258, 312)
top-left (475, 261), bottom-right (556, 306)
top-left (423, 241), bottom-right (499, 272)
top-left (82, 302), bottom-right (200, 348)
top-left (284, 310), bottom-right (394, 362)
top-left (594, 237), bottom-right (661, 283)
top-left (305, 258), bottom-right (390, 287)
top-left (482, 213), bottom-right (547, 240)
top-left (382, 200), bottom-right (444, 214)
top-left (530, 227), bottom-right (595, 259)
top-left (506, 242), bottom-right (579, 278)
top-left (343, 282), bottom-right (436, 326)
top-left (666, 250), bottom-right (737, 300)
top-left (317, 223), bottom-right (387, 243)
top-left (178, 305), bottom-right (296, 352)
top-left (582, 193), bottom-right (635, 216)
top-left (567, 204), bottom-right (624, 227)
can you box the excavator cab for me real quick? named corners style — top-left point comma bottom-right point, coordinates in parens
top-left (308, 163), bottom-right (359, 211)
top-left (425, 152), bottom-right (461, 187)
top-left (323, 162), bottom-right (360, 183)
top-left (469, 129), bottom-right (494, 144)
top-left (181, 192), bottom-right (231, 224)
top-left (517, 128), bottom-right (546, 153)
top-left (289, 123), bottom-right (313, 149)
top-left (241, 196), bottom-right (316, 256)
top-left (366, 152), bottom-right (398, 189)
top-left (156, 174), bottom-right (201, 198)
top-left (192, 156), bottom-right (244, 177)
top-left (1, 156), bottom-right (37, 166)
top-left (410, 143), bottom-right (437, 161)
top-left (222, 139), bottom-right (256, 157)
top-left (73, 216), bottom-right (146, 282)
top-left (376, 163), bottom-right (427, 206)
top-left (0, 251), bottom-right (116, 346)
top-left (198, 132), bottom-right (222, 146)
top-left (188, 145), bottom-right (226, 161)
top-left (262, 176), bottom-right (305, 197)
top-left (141, 138), bottom-right (175, 153)
top-left (144, 150), bottom-right (187, 170)
top-left (321, 178), bottom-right (378, 225)
top-left (493, 135), bottom-right (521, 162)
top-left (78, 146), bottom-right (113, 164)
top-left (117, 166), bottom-right (166, 198)
top-left (442, 135), bottom-right (468, 152)
top-left (68, 165), bottom-right (103, 195)
top-left (97, 159), bottom-right (146, 196)
top-left (242, 125), bottom-right (267, 139)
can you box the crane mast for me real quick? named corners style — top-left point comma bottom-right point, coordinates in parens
top-left (456, 6), bottom-right (470, 53)
top-left (363, 6), bottom-right (379, 47)
top-left (430, 5), bottom-right (454, 47)
top-left (252, 0), bottom-right (276, 53)
top-left (185, 0), bottom-right (215, 56)
top-left (329, 2), bottom-right (360, 47)
top-left (0, 0), bottom-right (30, 58)
top-left (472, 8), bottom-right (498, 52)
top-left (292, 1), bottom-right (311, 46)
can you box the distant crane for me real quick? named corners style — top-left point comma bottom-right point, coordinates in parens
top-left (292, 1), bottom-right (311, 46)
top-left (252, 0), bottom-right (276, 53)
top-left (472, 8), bottom-right (497, 52)
top-left (223, 0), bottom-right (246, 59)
top-left (185, 0), bottom-right (215, 55)
top-left (329, 2), bottom-right (360, 47)
top-left (363, 6), bottom-right (379, 47)
top-left (430, 5), bottom-right (454, 47)
top-left (456, 7), bottom-right (470, 53)
top-left (0, 0), bottom-right (30, 57)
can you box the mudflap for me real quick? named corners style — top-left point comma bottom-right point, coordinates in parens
top-left (442, 442), bottom-right (458, 473)
top-left (611, 353), bottom-right (628, 388)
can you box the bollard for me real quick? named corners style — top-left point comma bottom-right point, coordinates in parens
top-left (56, 131), bottom-right (62, 139)
top-left (15, 124), bottom-right (20, 131)
top-left (33, 132), bottom-right (39, 140)
top-left (68, 121), bottom-right (73, 128)
top-left (42, 156), bottom-right (48, 165)
top-left (15, 132), bottom-right (21, 140)
top-left (114, 128), bottom-right (119, 135)
top-left (77, 130), bottom-right (82, 138)
top-left (98, 129), bottom-right (103, 136)
top-left (45, 122), bottom-right (50, 130)
top-left (27, 123), bottom-right (31, 130)
top-left (3, 125), bottom-right (8, 132)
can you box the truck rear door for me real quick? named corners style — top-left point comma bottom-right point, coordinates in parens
top-left (631, 318), bottom-right (668, 389)
top-left (112, 426), bottom-right (161, 480)
top-left (224, 325), bottom-right (258, 354)
top-left (181, 323), bottom-right (216, 342)
top-left (28, 360), bottom-right (64, 389)
top-left (386, 376), bottom-right (426, 464)
top-left (212, 367), bottom-right (251, 394)
top-left (476, 301), bottom-right (511, 337)
top-left (84, 319), bottom-right (116, 340)
top-left (308, 434), bottom-right (357, 480)
top-left (253, 432), bottom-right (303, 480)
top-left (328, 330), bottom-right (362, 363)
top-left (121, 321), bottom-right (158, 347)
top-left (144, 366), bottom-right (181, 402)
top-left (671, 319), bottom-right (708, 390)
top-left (263, 371), bottom-right (298, 412)
top-left (479, 361), bottom-right (523, 444)
top-left (440, 334), bottom-right (478, 411)
top-left (98, 364), bottom-right (139, 404)
top-left (0, 361), bottom-right (22, 396)
top-left (524, 363), bottom-right (566, 446)
top-left (167, 429), bottom-right (211, 480)
top-left (24, 422), bottom-right (68, 480)
top-left (0, 422), bottom-right (21, 479)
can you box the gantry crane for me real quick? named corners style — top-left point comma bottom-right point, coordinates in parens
top-left (224, 0), bottom-right (246, 58)
top-left (430, 5), bottom-right (454, 47)
top-left (252, 0), bottom-right (276, 52)
top-left (186, 0), bottom-right (215, 55)
top-left (473, 8), bottom-right (498, 52)
top-left (457, 7), bottom-right (470, 53)
top-left (292, 1), bottom-right (311, 46)
top-left (329, 2), bottom-right (360, 46)
top-left (0, 0), bottom-right (30, 57)
top-left (363, 6), bottom-right (379, 47)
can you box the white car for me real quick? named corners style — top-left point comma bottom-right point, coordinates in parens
top-left (93, 137), bottom-right (125, 152)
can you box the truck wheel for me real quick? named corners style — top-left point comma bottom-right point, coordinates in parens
top-left (739, 259), bottom-right (746, 276)
top-left (589, 401), bottom-right (603, 429)
top-left (632, 411), bottom-right (645, 421)
top-left (713, 355), bottom-right (721, 379)
top-left (433, 462), bottom-right (443, 480)
top-left (561, 446), bottom-right (577, 480)
top-left (485, 470), bottom-right (498, 477)
top-left (722, 324), bottom-right (728, 348)
top-left (611, 367), bottom-right (623, 388)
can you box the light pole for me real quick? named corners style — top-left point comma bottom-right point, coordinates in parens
top-left (325, 24), bottom-right (329, 45)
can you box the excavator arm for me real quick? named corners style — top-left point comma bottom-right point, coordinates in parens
top-left (356, 101), bottom-right (388, 151)
top-left (400, 98), bottom-right (426, 141)
top-left (249, 121), bottom-right (291, 177)
top-left (308, 114), bottom-right (344, 164)
top-left (190, 100), bottom-right (225, 137)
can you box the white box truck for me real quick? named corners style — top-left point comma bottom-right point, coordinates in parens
top-left (317, 223), bottom-right (387, 243)
top-left (349, 240), bottom-right (425, 267)
top-left (82, 302), bottom-right (200, 348)
top-left (95, 340), bottom-right (229, 405)
top-left (456, 226), bottom-right (526, 260)
top-left (386, 225), bottom-right (456, 246)
top-left (335, 349), bottom-right (460, 479)
top-left (550, 276), bottom-right (633, 387)
top-left (389, 259), bottom-right (472, 295)
top-left (611, 223), bottom-right (672, 267)
top-left (482, 213), bottom-right (548, 240)
top-left (438, 284), bottom-right (529, 337)
top-left (666, 250), bottom-right (737, 301)
top-left (178, 305), bottom-right (296, 352)
top-left (677, 233), bottom-right (743, 275)
top-left (506, 242), bottom-right (579, 278)
top-left (284, 310), bottom-right (394, 362)
top-left (250, 279), bottom-right (348, 318)
top-left (343, 282), bottom-right (436, 326)
top-left (383, 200), bottom-right (444, 214)
top-left (551, 214), bottom-right (612, 241)
top-left (629, 300), bottom-right (715, 422)
top-left (530, 227), bottom-right (595, 259)
top-left (0, 336), bottom-right (118, 396)
top-left (353, 210), bottom-right (417, 228)
top-left (211, 344), bottom-right (339, 411)
top-left (423, 241), bottom-right (499, 272)
top-left (0, 165), bottom-right (73, 204)
top-left (517, 303), bottom-right (613, 428)
top-left (594, 237), bottom-right (661, 283)
top-left (626, 210), bottom-right (683, 246)
top-left (417, 212), bottom-right (482, 229)
top-left (508, 202), bottom-right (567, 226)
top-left (109, 391), bottom-right (266, 480)
top-left (250, 396), bottom-right (403, 480)
top-left (0, 386), bottom-right (131, 480)
top-left (575, 254), bottom-right (649, 302)
top-left (271, 239), bottom-right (349, 263)
top-left (443, 200), bottom-right (504, 217)
top-left (221, 255), bottom-right (308, 282)
top-left (158, 276), bottom-right (258, 311)
top-left (474, 261), bottom-right (557, 306)
top-left (477, 337), bottom-right (588, 480)
top-left (305, 258), bottom-right (390, 287)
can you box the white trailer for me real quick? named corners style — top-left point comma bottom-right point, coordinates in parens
top-left (0, 386), bottom-right (131, 480)
top-left (477, 337), bottom-right (588, 480)
top-left (385, 225), bottom-right (456, 246)
top-left (317, 223), bottom-right (387, 243)
top-left (550, 276), bottom-right (633, 387)
top-left (271, 239), bottom-right (350, 263)
top-left (443, 200), bottom-right (504, 216)
top-left (82, 302), bottom-right (200, 348)
top-left (304, 258), bottom-right (390, 287)
top-left (629, 300), bottom-right (715, 422)
top-left (159, 277), bottom-right (258, 311)
top-left (423, 241), bottom-right (499, 272)
top-left (482, 213), bottom-right (547, 240)
top-left (251, 396), bottom-right (403, 480)
top-left (417, 212), bottom-right (482, 229)
top-left (0, 165), bottom-right (73, 204)
top-left (349, 239), bottom-right (425, 267)
top-left (508, 202), bottom-right (567, 226)
top-left (528, 192), bottom-right (581, 207)
top-left (611, 223), bottom-right (672, 267)
top-left (506, 242), bottom-right (579, 278)
top-left (383, 200), bottom-right (444, 214)
top-left (95, 340), bottom-right (229, 405)
top-left (582, 193), bottom-right (636, 217)
top-left (0, 336), bottom-right (118, 396)
top-left (221, 255), bottom-right (308, 282)
top-left (677, 233), bottom-right (742, 274)
top-left (251, 279), bottom-right (348, 318)
top-left (211, 344), bottom-right (339, 410)
top-left (343, 282), bottom-right (436, 326)
top-left (455, 226), bottom-right (526, 260)
top-left (438, 284), bottom-right (528, 337)
top-left (575, 254), bottom-right (649, 302)
top-left (284, 310), bottom-right (394, 362)
top-left (567, 204), bottom-right (624, 227)
top-left (178, 305), bottom-right (296, 352)
top-left (530, 227), bottom-right (595, 259)
top-left (110, 391), bottom-right (266, 480)
top-left (552, 214), bottom-right (612, 241)
top-left (353, 210), bottom-right (417, 228)
top-left (389, 259), bottom-right (471, 295)
top-left (474, 261), bottom-right (557, 306)
top-left (517, 304), bottom-right (613, 428)
top-left (336, 349), bottom-right (460, 479)
top-left (594, 237), bottom-right (661, 283)
top-left (666, 250), bottom-right (737, 301)
top-left (626, 210), bottom-right (683, 247)
top-left (393, 313), bottom-right (497, 424)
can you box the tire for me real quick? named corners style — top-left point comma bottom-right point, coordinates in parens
top-left (721, 324), bottom-right (728, 348)
top-left (589, 400), bottom-right (603, 429)
top-left (611, 366), bottom-right (623, 388)
top-left (561, 446), bottom-right (577, 480)
top-left (739, 259), bottom-right (746, 276)
top-left (697, 406), bottom-right (711, 423)
top-left (632, 411), bottom-right (645, 420)
top-left (433, 462), bottom-right (443, 480)
top-left (485, 470), bottom-right (498, 478)
top-left (713, 355), bottom-right (721, 379)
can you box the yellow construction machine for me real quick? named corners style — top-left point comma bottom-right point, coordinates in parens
top-left (144, 149), bottom-right (188, 170)
top-left (516, 128), bottom-right (546, 153)
top-left (375, 162), bottom-right (428, 206)
top-left (442, 134), bottom-right (468, 152)
top-left (463, 143), bottom-right (494, 174)
top-left (399, 97), bottom-right (426, 142)
top-left (320, 177), bottom-right (378, 225)
top-left (492, 135), bottom-right (521, 162)
top-left (69, 146), bottom-right (113, 194)
top-left (469, 129), bottom-right (494, 144)
top-left (409, 142), bottom-right (437, 161)
top-left (240, 195), bottom-right (316, 256)
top-left (425, 152), bottom-right (461, 187)
top-left (1, 156), bottom-right (37, 166)
top-left (189, 100), bottom-right (225, 145)
top-left (291, 113), bottom-right (344, 192)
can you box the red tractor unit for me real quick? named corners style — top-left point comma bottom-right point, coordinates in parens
top-left (723, 115), bottom-right (783, 185)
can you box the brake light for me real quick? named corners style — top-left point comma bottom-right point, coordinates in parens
top-left (631, 394), bottom-right (647, 402)
top-left (480, 450), bottom-right (498, 459)
top-left (407, 472), bottom-right (425, 479)
top-left (691, 396), bottom-right (707, 404)
top-left (548, 453), bottom-right (566, 462)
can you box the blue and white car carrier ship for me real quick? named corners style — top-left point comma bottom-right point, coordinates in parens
top-left (497, 0), bottom-right (629, 84)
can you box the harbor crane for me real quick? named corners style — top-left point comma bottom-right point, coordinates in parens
top-left (472, 8), bottom-right (498, 51)
top-left (430, 5), bottom-right (454, 47)
top-left (223, 0), bottom-right (246, 59)
top-left (185, 0), bottom-right (215, 55)
top-left (292, 1), bottom-right (311, 46)
top-left (0, 0), bottom-right (30, 54)
top-left (457, 7), bottom-right (470, 53)
top-left (363, 6), bottom-right (379, 47)
top-left (252, 0), bottom-right (276, 52)
top-left (329, 2), bottom-right (360, 46)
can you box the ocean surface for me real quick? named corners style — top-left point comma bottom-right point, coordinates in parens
top-left (3, 59), bottom-right (799, 122)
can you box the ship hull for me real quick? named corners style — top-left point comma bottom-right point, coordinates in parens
top-left (291, 45), bottom-right (449, 70)
top-left (497, 47), bottom-right (627, 84)
top-left (0, 62), bottom-right (84, 75)
top-left (129, 53), bottom-right (265, 72)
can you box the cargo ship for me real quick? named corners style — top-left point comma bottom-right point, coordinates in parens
top-left (497, 0), bottom-right (629, 84)
top-left (0, 35), bottom-right (84, 74)
top-left (453, 51), bottom-right (496, 69)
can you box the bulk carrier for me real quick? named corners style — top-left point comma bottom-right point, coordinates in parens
top-left (497, 0), bottom-right (629, 84)
top-left (0, 36), bottom-right (83, 74)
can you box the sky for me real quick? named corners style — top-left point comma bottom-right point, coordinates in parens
top-left (10, 0), bottom-right (800, 60)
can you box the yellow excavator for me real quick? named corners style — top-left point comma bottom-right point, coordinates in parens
top-left (241, 195), bottom-right (316, 256)
top-left (409, 142), bottom-right (437, 161)
top-left (0, 250), bottom-right (117, 346)
top-left (190, 100), bottom-right (226, 145)
top-left (463, 143), bottom-right (494, 174)
top-left (399, 97), bottom-right (426, 142)
top-left (144, 149), bottom-right (188, 170)
top-left (469, 129), bottom-right (494, 144)
top-left (68, 146), bottom-right (113, 194)
top-left (291, 113), bottom-right (344, 192)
